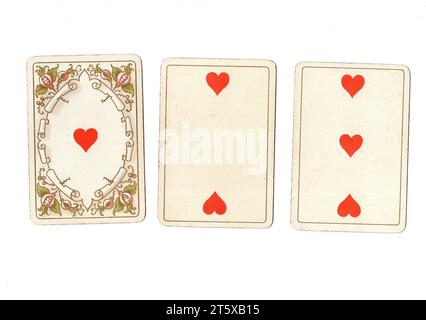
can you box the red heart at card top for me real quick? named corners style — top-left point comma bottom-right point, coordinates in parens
top-left (73, 128), bottom-right (98, 152)
top-left (206, 72), bottom-right (229, 95)
top-left (341, 74), bottom-right (365, 97)
top-left (203, 192), bottom-right (227, 215)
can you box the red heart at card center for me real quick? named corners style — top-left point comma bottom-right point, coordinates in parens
top-left (203, 192), bottom-right (227, 215)
top-left (206, 72), bottom-right (229, 95)
top-left (337, 194), bottom-right (361, 217)
top-left (341, 74), bottom-right (365, 97)
top-left (73, 128), bottom-right (98, 152)
top-left (339, 134), bottom-right (363, 157)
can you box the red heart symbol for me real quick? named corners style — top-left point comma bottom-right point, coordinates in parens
top-left (339, 134), bottom-right (363, 157)
top-left (337, 194), bottom-right (361, 217)
top-left (206, 72), bottom-right (229, 95)
top-left (203, 192), bottom-right (227, 215)
top-left (73, 128), bottom-right (98, 152)
top-left (341, 74), bottom-right (365, 97)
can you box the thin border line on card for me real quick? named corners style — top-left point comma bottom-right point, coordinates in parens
top-left (163, 64), bottom-right (271, 224)
top-left (32, 59), bottom-right (141, 220)
top-left (297, 66), bottom-right (406, 226)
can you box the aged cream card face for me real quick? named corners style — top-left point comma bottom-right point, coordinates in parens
top-left (28, 55), bottom-right (145, 224)
top-left (292, 62), bottom-right (410, 233)
top-left (159, 58), bottom-right (276, 228)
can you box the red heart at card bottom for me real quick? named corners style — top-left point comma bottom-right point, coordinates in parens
top-left (337, 194), bottom-right (361, 217)
top-left (203, 192), bottom-right (227, 215)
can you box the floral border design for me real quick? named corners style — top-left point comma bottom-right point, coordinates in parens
top-left (33, 61), bottom-right (139, 219)
top-left (36, 167), bottom-right (138, 217)
top-left (34, 63), bottom-right (136, 114)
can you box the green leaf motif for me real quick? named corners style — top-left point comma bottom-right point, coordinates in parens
top-left (121, 83), bottom-right (134, 96)
top-left (111, 65), bottom-right (121, 81)
top-left (125, 203), bottom-right (134, 213)
top-left (69, 205), bottom-right (78, 214)
top-left (40, 206), bottom-right (48, 216)
top-left (113, 196), bottom-right (124, 214)
top-left (95, 64), bottom-right (103, 74)
top-left (99, 206), bottom-right (105, 216)
top-left (35, 84), bottom-right (48, 97)
top-left (35, 66), bottom-right (45, 77)
top-left (66, 66), bottom-right (76, 76)
top-left (36, 183), bottom-right (50, 197)
top-left (123, 182), bottom-right (137, 195)
top-left (47, 66), bottom-right (58, 82)
top-left (125, 63), bottom-right (132, 74)
top-left (50, 199), bottom-right (61, 215)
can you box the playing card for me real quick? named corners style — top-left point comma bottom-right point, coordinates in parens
top-left (28, 55), bottom-right (145, 224)
top-left (159, 58), bottom-right (276, 227)
top-left (291, 62), bottom-right (410, 232)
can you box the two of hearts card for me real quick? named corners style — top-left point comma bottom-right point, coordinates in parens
top-left (27, 55), bottom-right (410, 233)
top-left (158, 59), bottom-right (276, 228)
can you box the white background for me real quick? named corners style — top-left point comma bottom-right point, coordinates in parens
top-left (1, 0), bottom-right (425, 299)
